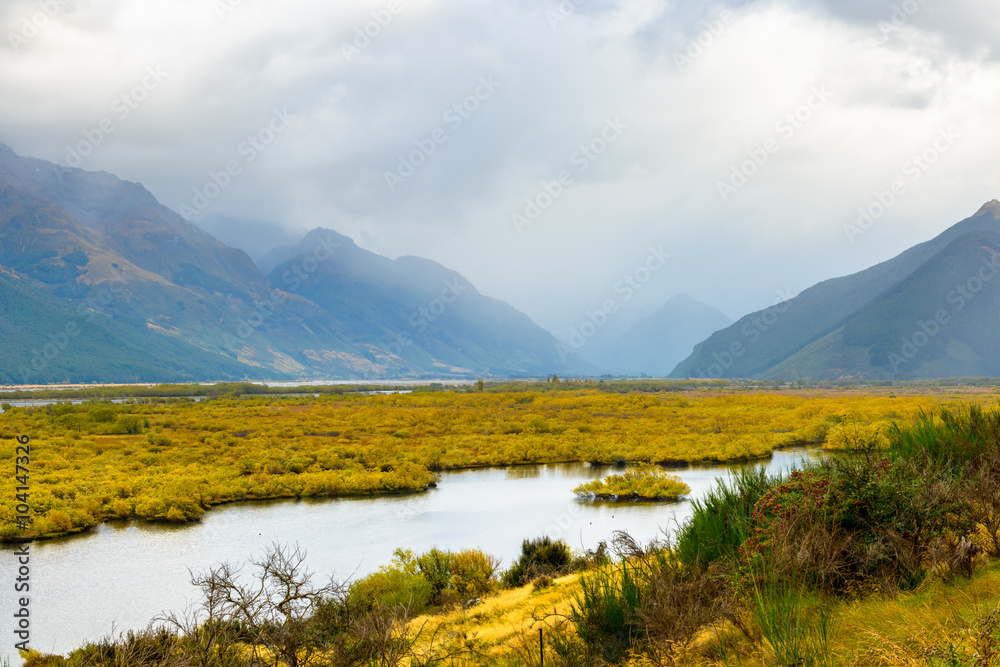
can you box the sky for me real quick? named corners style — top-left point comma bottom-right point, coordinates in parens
top-left (2, 0), bottom-right (1000, 340)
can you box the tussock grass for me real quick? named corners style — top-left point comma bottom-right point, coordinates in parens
top-left (676, 466), bottom-right (774, 569)
top-left (405, 572), bottom-right (582, 661)
top-left (832, 562), bottom-right (1000, 666)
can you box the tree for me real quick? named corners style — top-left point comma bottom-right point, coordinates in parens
top-left (190, 542), bottom-right (340, 667)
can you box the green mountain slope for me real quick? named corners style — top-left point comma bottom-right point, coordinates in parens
top-left (762, 230), bottom-right (1000, 380)
top-left (0, 271), bottom-right (262, 384)
top-left (671, 201), bottom-right (1000, 379)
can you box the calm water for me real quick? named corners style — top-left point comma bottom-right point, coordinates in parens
top-left (0, 398), bottom-right (132, 412)
top-left (1, 449), bottom-right (817, 658)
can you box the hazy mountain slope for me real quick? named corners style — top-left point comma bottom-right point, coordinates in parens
top-left (1, 143), bottom-right (586, 381)
top-left (671, 201), bottom-right (1000, 379)
top-left (0, 144), bottom-right (408, 378)
top-left (0, 144), bottom-right (264, 294)
top-left (266, 229), bottom-right (589, 376)
top-left (585, 294), bottom-right (732, 376)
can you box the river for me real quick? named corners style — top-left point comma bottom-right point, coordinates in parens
top-left (1, 448), bottom-right (818, 658)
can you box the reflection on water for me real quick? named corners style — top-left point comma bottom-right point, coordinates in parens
top-left (0, 397), bottom-right (211, 413)
top-left (501, 464), bottom-right (552, 479)
top-left (1, 449), bottom-right (818, 657)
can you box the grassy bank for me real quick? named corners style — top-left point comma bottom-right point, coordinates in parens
top-left (402, 561), bottom-right (1000, 666)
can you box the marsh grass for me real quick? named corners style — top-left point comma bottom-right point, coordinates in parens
top-left (27, 401), bottom-right (1000, 666)
top-left (572, 551), bottom-right (649, 662)
top-left (573, 464), bottom-right (691, 501)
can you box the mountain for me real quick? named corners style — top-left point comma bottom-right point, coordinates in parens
top-left (264, 229), bottom-right (579, 377)
top-left (0, 143), bottom-right (583, 382)
top-left (0, 269), bottom-right (257, 384)
top-left (671, 201), bottom-right (1000, 380)
top-left (583, 295), bottom-right (732, 376)
top-left (0, 142), bottom-right (321, 380)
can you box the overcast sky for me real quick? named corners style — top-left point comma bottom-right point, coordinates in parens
top-left (2, 0), bottom-right (999, 339)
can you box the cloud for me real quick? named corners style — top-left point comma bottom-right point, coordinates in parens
top-left (794, 0), bottom-right (1000, 60)
top-left (1, 0), bottom-right (999, 343)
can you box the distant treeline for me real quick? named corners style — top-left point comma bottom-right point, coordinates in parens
top-left (0, 382), bottom-right (446, 401)
top-left (4, 376), bottom-right (1000, 402)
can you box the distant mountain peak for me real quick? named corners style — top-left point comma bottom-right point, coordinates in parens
top-left (302, 227), bottom-right (357, 249)
top-left (256, 227), bottom-right (357, 274)
top-left (583, 293), bottom-right (733, 376)
top-left (976, 200), bottom-right (1000, 216)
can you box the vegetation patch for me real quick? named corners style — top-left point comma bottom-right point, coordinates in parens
top-left (573, 464), bottom-right (691, 501)
top-left (4, 386), bottom-right (969, 541)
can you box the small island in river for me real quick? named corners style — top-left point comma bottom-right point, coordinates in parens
top-left (573, 463), bottom-right (691, 501)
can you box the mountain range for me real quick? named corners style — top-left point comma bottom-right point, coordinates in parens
top-left (671, 201), bottom-right (1000, 380)
top-left (0, 143), bottom-right (588, 384)
top-left (4, 141), bottom-right (999, 384)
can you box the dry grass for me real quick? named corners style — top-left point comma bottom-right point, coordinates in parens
top-left (405, 572), bottom-right (582, 662)
top-left (401, 563), bottom-right (1000, 666)
top-left (678, 562), bottom-right (1000, 666)
top-left (832, 562), bottom-right (1000, 666)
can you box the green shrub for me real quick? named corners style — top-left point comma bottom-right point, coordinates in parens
top-left (415, 548), bottom-right (455, 605)
top-left (107, 415), bottom-right (147, 435)
top-left (349, 567), bottom-right (433, 615)
top-left (503, 536), bottom-right (572, 588)
top-left (146, 432), bottom-right (173, 448)
top-left (87, 406), bottom-right (116, 423)
top-left (450, 549), bottom-right (500, 598)
top-left (352, 546), bottom-right (500, 613)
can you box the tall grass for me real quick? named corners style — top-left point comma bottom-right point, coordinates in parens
top-left (572, 551), bottom-right (650, 662)
top-left (748, 563), bottom-right (834, 667)
top-left (571, 532), bottom-right (727, 662)
top-left (889, 403), bottom-right (1000, 558)
top-left (675, 465), bottom-right (776, 569)
top-left (889, 404), bottom-right (1000, 472)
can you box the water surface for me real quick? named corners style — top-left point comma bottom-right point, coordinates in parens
top-left (1, 449), bottom-right (817, 657)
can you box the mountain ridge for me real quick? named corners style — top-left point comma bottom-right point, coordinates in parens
top-left (0, 143), bottom-right (585, 382)
top-left (672, 202), bottom-right (1000, 380)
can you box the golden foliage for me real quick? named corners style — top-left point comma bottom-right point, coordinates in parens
top-left (574, 464), bottom-right (691, 500)
top-left (0, 387), bottom-right (989, 540)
